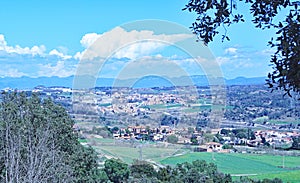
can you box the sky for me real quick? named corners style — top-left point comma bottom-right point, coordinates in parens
top-left (0, 0), bottom-right (278, 80)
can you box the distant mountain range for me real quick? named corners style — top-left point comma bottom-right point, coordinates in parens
top-left (0, 75), bottom-right (267, 90)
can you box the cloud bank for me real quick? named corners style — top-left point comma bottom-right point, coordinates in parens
top-left (0, 27), bottom-right (272, 79)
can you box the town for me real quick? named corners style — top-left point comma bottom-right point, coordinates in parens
top-left (6, 84), bottom-right (300, 154)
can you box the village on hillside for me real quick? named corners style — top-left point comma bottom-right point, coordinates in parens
top-left (6, 84), bottom-right (299, 154)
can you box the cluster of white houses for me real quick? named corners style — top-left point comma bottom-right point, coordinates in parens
top-left (112, 125), bottom-right (173, 141)
top-left (108, 125), bottom-right (300, 152)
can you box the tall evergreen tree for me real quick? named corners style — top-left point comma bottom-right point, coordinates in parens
top-left (0, 92), bottom-right (100, 183)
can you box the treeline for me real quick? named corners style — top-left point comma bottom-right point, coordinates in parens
top-left (0, 92), bottom-right (283, 182)
top-left (99, 158), bottom-right (282, 183)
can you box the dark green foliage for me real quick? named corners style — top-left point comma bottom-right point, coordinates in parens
top-left (292, 136), bottom-right (300, 149)
top-left (260, 178), bottom-right (283, 183)
top-left (99, 158), bottom-right (283, 183)
top-left (236, 132), bottom-right (247, 139)
top-left (97, 169), bottom-right (110, 183)
top-left (0, 92), bottom-right (100, 182)
top-left (215, 132), bottom-right (224, 143)
top-left (157, 165), bottom-right (173, 182)
top-left (166, 134), bottom-right (179, 144)
top-left (222, 144), bottom-right (233, 149)
top-left (228, 128), bottom-right (255, 140)
top-left (191, 136), bottom-right (199, 145)
top-left (110, 126), bottom-right (119, 133)
top-left (128, 176), bottom-right (160, 183)
top-left (221, 129), bottom-right (230, 136)
top-left (130, 160), bottom-right (156, 178)
top-left (183, 0), bottom-right (300, 97)
top-left (87, 126), bottom-right (113, 138)
top-left (71, 145), bottom-right (100, 182)
top-left (160, 114), bottom-right (179, 126)
top-left (156, 160), bottom-right (231, 183)
top-left (236, 176), bottom-right (257, 183)
top-left (267, 6), bottom-right (300, 97)
top-left (104, 158), bottom-right (130, 183)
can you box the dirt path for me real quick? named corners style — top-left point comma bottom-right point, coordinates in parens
top-left (231, 174), bottom-right (257, 176)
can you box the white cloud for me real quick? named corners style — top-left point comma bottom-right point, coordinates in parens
top-left (259, 48), bottom-right (276, 56)
top-left (80, 33), bottom-right (102, 48)
top-left (235, 60), bottom-right (254, 68)
top-left (0, 68), bottom-right (27, 78)
top-left (216, 57), bottom-right (230, 65)
top-left (0, 35), bottom-right (7, 48)
top-left (0, 34), bottom-right (79, 78)
top-left (0, 34), bottom-right (46, 56)
top-left (113, 41), bottom-right (166, 59)
top-left (0, 30), bottom-right (195, 78)
top-left (74, 51), bottom-right (84, 60)
top-left (77, 27), bottom-right (193, 60)
top-left (38, 61), bottom-right (75, 77)
top-left (225, 47), bottom-right (237, 54)
top-left (31, 45), bottom-right (46, 56)
top-left (49, 49), bottom-right (72, 59)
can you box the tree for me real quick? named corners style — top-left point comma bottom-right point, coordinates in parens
top-left (215, 132), bottom-right (224, 143)
top-left (236, 132), bottom-right (247, 139)
top-left (97, 170), bottom-right (110, 183)
top-left (0, 92), bottom-right (100, 182)
top-left (100, 158), bottom-right (281, 183)
top-left (104, 159), bottom-right (130, 183)
top-left (183, 0), bottom-right (300, 97)
top-left (166, 135), bottom-right (179, 144)
top-left (71, 145), bottom-right (100, 182)
top-left (203, 133), bottom-right (215, 143)
top-left (292, 136), bottom-right (300, 149)
top-left (261, 178), bottom-right (283, 183)
top-left (157, 165), bottom-right (173, 182)
top-left (191, 136), bottom-right (199, 145)
top-left (169, 160), bottom-right (232, 183)
top-left (220, 129), bottom-right (230, 136)
top-left (130, 160), bottom-right (156, 178)
top-left (222, 144), bottom-right (233, 149)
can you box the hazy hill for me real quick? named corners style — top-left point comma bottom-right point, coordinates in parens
top-left (0, 75), bottom-right (266, 89)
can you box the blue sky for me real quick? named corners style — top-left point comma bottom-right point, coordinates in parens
top-left (0, 0), bottom-right (278, 79)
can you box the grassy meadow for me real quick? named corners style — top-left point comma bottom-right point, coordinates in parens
top-left (79, 125), bottom-right (300, 182)
top-left (88, 137), bottom-right (187, 164)
top-left (84, 137), bottom-right (300, 182)
top-left (160, 152), bottom-right (300, 183)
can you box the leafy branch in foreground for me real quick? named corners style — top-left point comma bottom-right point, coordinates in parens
top-left (183, 0), bottom-right (300, 98)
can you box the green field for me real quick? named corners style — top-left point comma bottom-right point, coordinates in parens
top-left (183, 104), bottom-right (233, 113)
top-left (83, 137), bottom-right (300, 182)
top-left (143, 103), bottom-right (182, 109)
top-left (94, 145), bottom-right (183, 164)
top-left (269, 120), bottom-right (300, 125)
top-left (160, 152), bottom-right (300, 183)
top-left (88, 138), bottom-right (187, 164)
top-left (98, 103), bottom-right (112, 107)
top-left (253, 117), bottom-right (300, 125)
top-left (252, 170), bottom-right (300, 183)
